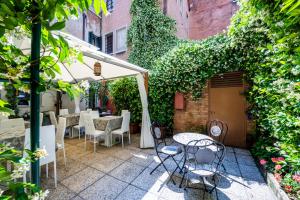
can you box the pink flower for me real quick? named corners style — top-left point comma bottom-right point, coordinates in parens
top-left (271, 157), bottom-right (278, 163)
top-left (275, 165), bottom-right (282, 170)
top-left (292, 174), bottom-right (300, 183)
top-left (284, 185), bottom-right (293, 193)
top-left (260, 159), bottom-right (267, 165)
top-left (277, 157), bottom-right (285, 161)
top-left (274, 173), bottom-right (282, 182)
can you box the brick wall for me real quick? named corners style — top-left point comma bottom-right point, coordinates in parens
top-left (188, 0), bottom-right (238, 40)
top-left (174, 84), bottom-right (209, 132)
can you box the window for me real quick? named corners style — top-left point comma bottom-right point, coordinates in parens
top-left (116, 27), bottom-right (127, 53)
top-left (88, 32), bottom-right (102, 51)
top-left (105, 33), bottom-right (113, 54)
top-left (106, 0), bottom-right (114, 12)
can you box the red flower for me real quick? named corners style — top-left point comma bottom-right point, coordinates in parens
top-left (284, 185), bottom-right (293, 193)
top-left (274, 173), bottom-right (282, 182)
top-left (292, 174), bottom-right (300, 183)
top-left (277, 157), bottom-right (285, 161)
top-left (275, 165), bottom-right (282, 170)
top-left (260, 159), bottom-right (267, 165)
top-left (271, 157), bottom-right (278, 163)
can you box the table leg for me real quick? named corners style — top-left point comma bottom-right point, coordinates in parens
top-left (179, 145), bottom-right (187, 188)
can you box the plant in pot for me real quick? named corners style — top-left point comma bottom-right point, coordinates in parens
top-left (109, 77), bottom-right (142, 134)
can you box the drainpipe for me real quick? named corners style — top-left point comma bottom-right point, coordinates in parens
top-left (82, 13), bottom-right (86, 41)
top-left (30, 1), bottom-right (42, 186)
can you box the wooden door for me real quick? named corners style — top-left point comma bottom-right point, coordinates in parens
top-left (209, 72), bottom-right (247, 147)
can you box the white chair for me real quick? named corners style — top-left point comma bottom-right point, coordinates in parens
top-left (0, 113), bottom-right (8, 122)
top-left (40, 112), bottom-right (43, 126)
top-left (87, 109), bottom-right (92, 112)
top-left (23, 125), bottom-right (57, 188)
top-left (0, 118), bottom-right (25, 135)
top-left (90, 111), bottom-right (99, 119)
top-left (83, 113), bottom-right (105, 153)
top-left (72, 111), bottom-right (88, 139)
top-left (59, 109), bottom-right (69, 116)
top-left (121, 110), bottom-right (129, 116)
top-left (111, 112), bottom-right (131, 148)
top-left (56, 117), bottom-right (67, 167)
top-left (49, 111), bottom-right (58, 129)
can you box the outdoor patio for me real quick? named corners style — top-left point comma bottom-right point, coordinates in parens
top-left (41, 135), bottom-right (276, 200)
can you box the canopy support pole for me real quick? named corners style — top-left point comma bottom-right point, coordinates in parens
top-left (144, 72), bottom-right (149, 95)
top-left (30, 12), bottom-right (42, 186)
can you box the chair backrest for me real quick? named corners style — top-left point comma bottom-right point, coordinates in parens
top-left (40, 113), bottom-right (43, 126)
top-left (79, 111), bottom-right (88, 127)
top-left (90, 111), bottom-right (99, 119)
top-left (49, 111), bottom-right (58, 128)
top-left (83, 113), bottom-right (96, 135)
top-left (121, 110), bottom-right (129, 116)
top-left (0, 118), bottom-right (25, 135)
top-left (56, 117), bottom-right (66, 147)
top-left (150, 122), bottom-right (164, 149)
top-left (0, 113), bottom-right (8, 122)
top-left (24, 125), bottom-right (56, 166)
top-left (59, 109), bottom-right (69, 116)
top-left (87, 109), bottom-right (92, 112)
top-left (121, 112), bottom-right (130, 132)
top-left (185, 139), bottom-right (226, 174)
top-left (206, 120), bottom-right (228, 144)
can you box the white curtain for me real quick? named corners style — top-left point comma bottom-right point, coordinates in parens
top-left (74, 96), bottom-right (80, 113)
top-left (136, 73), bottom-right (154, 148)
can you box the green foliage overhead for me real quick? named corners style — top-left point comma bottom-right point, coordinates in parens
top-left (109, 77), bottom-right (142, 123)
top-left (127, 0), bottom-right (178, 69)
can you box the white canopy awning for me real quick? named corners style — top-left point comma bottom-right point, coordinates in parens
top-left (15, 31), bottom-right (148, 82)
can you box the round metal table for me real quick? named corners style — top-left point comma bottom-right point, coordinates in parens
top-left (173, 132), bottom-right (212, 146)
top-left (173, 132), bottom-right (213, 187)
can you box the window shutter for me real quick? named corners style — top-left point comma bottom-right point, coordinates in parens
top-left (211, 72), bottom-right (243, 88)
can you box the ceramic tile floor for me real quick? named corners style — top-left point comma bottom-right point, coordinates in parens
top-left (41, 135), bottom-right (276, 200)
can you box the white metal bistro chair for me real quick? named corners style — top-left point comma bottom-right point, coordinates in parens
top-left (121, 110), bottom-right (129, 116)
top-left (59, 109), bottom-right (69, 116)
top-left (49, 111), bottom-right (58, 129)
top-left (23, 125), bottom-right (57, 188)
top-left (87, 108), bottom-right (92, 112)
top-left (90, 111), bottom-right (99, 119)
top-left (72, 111), bottom-right (88, 139)
top-left (183, 139), bottom-right (225, 193)
top-left (111, 112), bottom-right (131, 148)
top-left (40, 112), bottom-right (43, 126)
top-left (56, 117), bottom-right (67, 167)
top-left (83, 113), bottom-right (105, 153)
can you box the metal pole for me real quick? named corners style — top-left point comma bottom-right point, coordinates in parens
top-left (30, 20), bottom-right (42, 186)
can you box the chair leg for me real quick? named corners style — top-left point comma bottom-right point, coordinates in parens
top-left (128, 131), bottom-right (131, 144)
top-left (150, 155), bottom-right (169, 174)
top-left (46, 164), bottom-right (48, 178)
top-left (78, 128), bottom-right (81, 140)
top-left (63, 148), bottom-right (67, 167)
top-left (84, 134), bottom-right (87, 151)
top-left (54, 160), bottom-right (57, 188)
top-left (94, 136), bottom-right (96, 153)
top-left (122, 134), bottom-right (124, 148)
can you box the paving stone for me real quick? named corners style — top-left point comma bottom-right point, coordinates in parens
top-left (224, 152), bottom-right (237, 163)
top-left (216, 175), bottom-right (249, 200)
top-left (115, 185), bottom-right (159, 200)
top-left (132, 168), bottom-right (170, 196)
top-left (243, 178), bottom-right (276, 200)
top-left (225, 146), bottom-right (234, 153)
top-left (234, 148), bottom-right (251, 156)
top-left (90, 156), bottom-right (124, 173)
top-left (49, 159), bottom-right (87, 181)
top-left (236, 155), bottom-right (256, 167)
top-left (221, 160), bottom-right (241, 177)
top-left (46, 183), bottom-right (76, 200)
top-left (128, 152), bottom-right (155, 167)
top-left (71, 196), bottom-right (84, 200)
top-left (61, 167), bottom-right (105, 193)
top-left (109, 161), bottom-right (145, 183)
top-left (79, 175), bottom-right (128, 200)
top-left (108, 148), bottom-right (137, 160)
top-left (239, 165), bottom-right (264, 182)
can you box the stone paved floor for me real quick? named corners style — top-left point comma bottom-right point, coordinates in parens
top-left (41, 135), bottom-right (276, 200)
